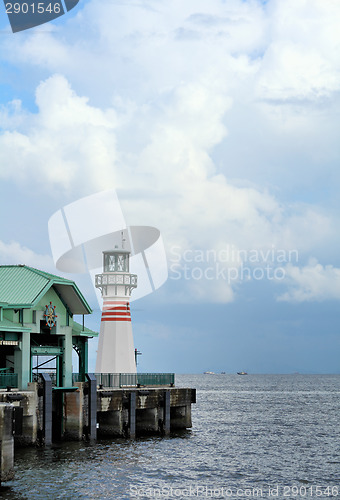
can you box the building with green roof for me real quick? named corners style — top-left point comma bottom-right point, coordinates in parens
top-left (0, 265), bottom-right (97, 390)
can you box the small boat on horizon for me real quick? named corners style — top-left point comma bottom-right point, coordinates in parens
top-left (203, 371), bottom-right (215, 374)
top-left (237, 371), bottom-right (248, 375)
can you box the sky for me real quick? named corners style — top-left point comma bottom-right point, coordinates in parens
top-left (0, 0), bottom-right (340, 374)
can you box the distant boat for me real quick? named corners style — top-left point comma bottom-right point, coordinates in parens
top-left (203, 371), bottom-right (215, 374)
top-left (237, 371), bottom-right (248, 375)
top-left (221, 371), bottom-right (226, 374)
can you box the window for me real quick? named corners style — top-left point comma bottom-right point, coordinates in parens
top-left (104, 253), bottom-right (129, 272)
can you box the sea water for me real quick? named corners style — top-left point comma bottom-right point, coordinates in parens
top-left (1, 374), bottom-right (339, 499)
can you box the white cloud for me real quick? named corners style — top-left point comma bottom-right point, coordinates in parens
top-left (0, 239), bottom-right (100, 310)
top-left (0, 0), bottom-right (339, 305)
top-left (278, 259), bottom-right (340, 302)
top-left (3, 0), bottom-right (340, 108)
top-left (256, 0), bottom-right (340, 101)
top-left (0, 74), bottom-right (119, 193)
top-left (0, 240), bottom-right (53, 269)
top-left (2, 0), bottom-right (266, 98)
top-left (0, 70), bottom-right (335, 304)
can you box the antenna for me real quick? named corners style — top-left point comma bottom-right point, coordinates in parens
top-left (121, 230), bottom-right (126, 249)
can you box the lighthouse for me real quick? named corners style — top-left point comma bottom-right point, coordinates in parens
top-left (95, 246), bottom-right (138, 373)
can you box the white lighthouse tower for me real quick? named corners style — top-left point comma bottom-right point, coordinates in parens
top-left (95, 246), bottom-right (138, 373)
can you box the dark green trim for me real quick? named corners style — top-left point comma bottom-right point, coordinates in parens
top-left (31, 346), bottom-right (63, 356)
top-left (52, 386), bottom-right (78, 392)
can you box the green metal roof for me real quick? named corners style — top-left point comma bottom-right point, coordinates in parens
top-left (0, 318), bottom-right (31, 333)
top-left (0, 265), bottom-right (92, 315)
top-left (72, 321), bottom-right (98, 337)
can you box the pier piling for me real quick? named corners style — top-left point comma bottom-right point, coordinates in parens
top-left (128, 392), bottom-right (136, 439)
top-left (0, 403), bottom-right (14, 483)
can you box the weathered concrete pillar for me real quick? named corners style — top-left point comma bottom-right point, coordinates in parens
top-left (97, 410), bottom-right (124, 437)
top-left (0, 403), bottom-right (14, 483)
top-left (184, 404), bottom-right (192, 428)
top-left (10, 385), bottom-right (38, 446)
top-left (170, 405), bottom-right (192, 429)
top-left (97, 389), bottom-right (125, 437)
top-left (64, 384), bottom-right (84, 440)
top-left (136, 408), bottom-right (158, 434)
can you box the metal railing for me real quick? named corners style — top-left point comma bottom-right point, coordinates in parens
top-left (0, 373), bottom-right (18, 389)
top-left (95, 273), bottom-right (137, 287)
top-left (72, 372), bottom-right (175, 388)
top-left (138, 373), bottom-right (175, 387)
top-left (0, 371), bottom-right (174, 389)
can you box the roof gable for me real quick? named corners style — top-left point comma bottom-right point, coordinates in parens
top-left (0, 265), bottom-right (92, 314)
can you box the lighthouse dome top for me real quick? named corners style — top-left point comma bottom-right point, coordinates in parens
top-left (102, 247), bottom-right (130, 255)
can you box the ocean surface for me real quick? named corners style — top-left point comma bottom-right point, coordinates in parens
top-left (1, 374), bottom-right (339, 499)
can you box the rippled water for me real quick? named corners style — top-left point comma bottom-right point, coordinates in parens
top-left (1, 374), bottom-right (340, 499)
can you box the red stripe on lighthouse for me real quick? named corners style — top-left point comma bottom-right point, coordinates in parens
top-left (102, 312), bottom-right (131, 317)
top-left (101, 301), bottom-right (131, 322)
top-left (101, 317), bottom-right (132, 322)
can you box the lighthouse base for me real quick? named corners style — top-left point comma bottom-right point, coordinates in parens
top-left (96, 320), bottom-right (136, 374)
